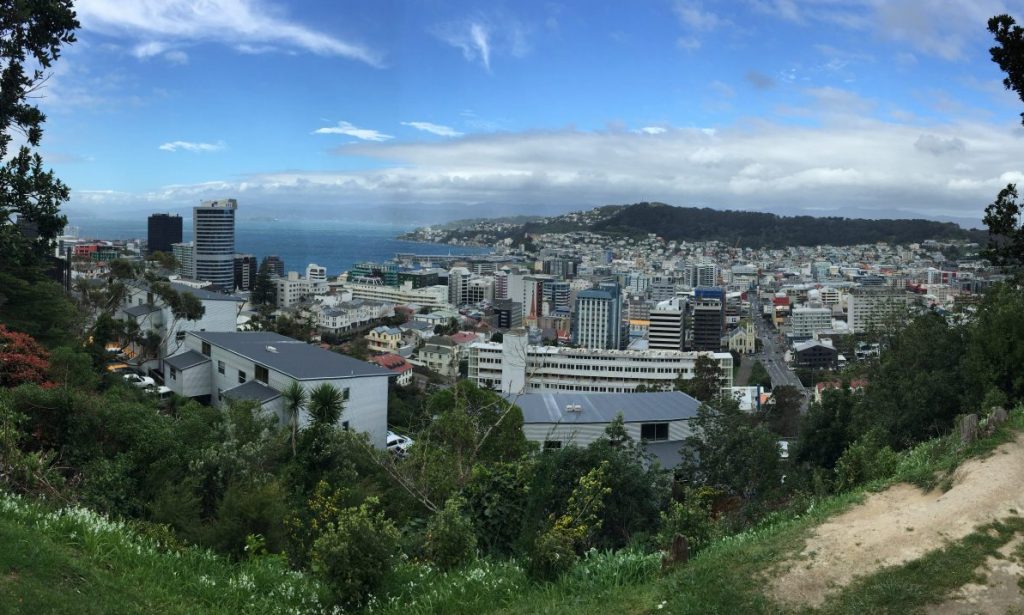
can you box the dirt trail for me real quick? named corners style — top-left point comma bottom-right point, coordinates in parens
top-left (925, 535), bottom-right (1024, 615)
top-left (770, 434), bottom-right (1024, 609)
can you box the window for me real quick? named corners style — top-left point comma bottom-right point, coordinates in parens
top-left (201, 341), bottom-right (211, 356)
top-left (217, 388), bottom-right (223, 402)
top-left (543, 440), bottom-right (562, 450)
top-left (342, 387), bottom-right (350, 401)
top-left (341, 421), bottom-right (350, 431)
top-left (175, 331), bottom-right (186, 342)
top-left (640, 422), bottom-right (669, 442)
top-left (255, 364), bottom-right (269, 383)
top-left (217, 360), bottom-right (225, 375)
top-left (170, 367), bottom-right (177, 381)
top-left (238, 370), bottom-right (246, 384)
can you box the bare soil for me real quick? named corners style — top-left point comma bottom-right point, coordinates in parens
top-left (770, 434), bottom-right (1024, 609)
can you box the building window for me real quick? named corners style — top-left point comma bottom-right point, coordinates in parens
top-left (543, 440), bottom-right (562, 450)
top-left (170, 367), bottom-right (177, 381)
top-left (238, 370), bottom-right (247, 384)
top-left (217, 388), bottom-right (223, 402)
top-left (342, 387), bottom-right (350, 401)
top-left (175, 331), bottom-right (186, 342)
top-left (201, 341), bottom-right (211, 356)
top-left (217, 360), bottom-right (225, 375)
top-left (640, 423), bottom-right (669, 442)
top-left (255, 364), bottom-right (269, 383)
top-left (341, 421), bottom-right (350, 431)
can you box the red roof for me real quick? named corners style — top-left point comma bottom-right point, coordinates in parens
top-left (772, 296), bottom-right (790, 306)
top-left (369, 353), bottom-right (410, 371)
top-left (450, 331), bottom-right (478, 345)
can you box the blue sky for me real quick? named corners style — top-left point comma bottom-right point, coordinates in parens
top-left (40, 0), bottom-right (1024, 226)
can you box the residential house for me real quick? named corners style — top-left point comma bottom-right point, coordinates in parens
top-left (163, 331), bottom-right (393, 447)
top-left (369, 353), bottom-right (414, 387)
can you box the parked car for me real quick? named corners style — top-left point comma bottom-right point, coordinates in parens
top-left (386, 431), bottom-right (414, 456)
top-left (123, 373), bottom-right (156, 388)
top-left (146, 385), bottom-right (173, 401)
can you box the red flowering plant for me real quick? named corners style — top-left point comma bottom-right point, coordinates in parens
top-left (0, 325), bottom-right (54, 388)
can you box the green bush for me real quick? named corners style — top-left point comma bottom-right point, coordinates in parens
top-left (310, 496), bottom-right (401, 608)
top-left (527, 524), bottom-right (577, 582)
top-left (834, 431), bottom-right (899, 491)
top-left (424, 496), bottom-right (477, 571)
top-left (656, 487), bottom-right (719, 554)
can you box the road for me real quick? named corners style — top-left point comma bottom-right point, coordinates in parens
top-left (749, 292), bottom-right (809, 411)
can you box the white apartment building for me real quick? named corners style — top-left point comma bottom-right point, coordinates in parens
top-left (119, 280), bottom-right (242, 360)
top-left (448, 266), bottom-right (471, 306)
top-left (306, 263), bottom-right (328, 282)
top-left (171, 241), bottom-right (194, 278)
top-left (469, 330), bottom-right (733, 395)
top-left (339, 280), bottom-right (450, 309)
top-left (790, 307), bottom-right (832, 339)
top-left (316, 300), bottom-right (394, 333)
top-left (648, 297), bottom-right (684, 351)
top-left (847, 287), bottom-right (915, 333)
top-left (275, 271), bottom-right (329, 308)
top-left (163, 331), bottom-right (393, 447)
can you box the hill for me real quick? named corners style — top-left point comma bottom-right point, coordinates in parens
top-left (400, 202), bottom-right (987, 248)
top-left (589, 202), bottom-right (988, 248)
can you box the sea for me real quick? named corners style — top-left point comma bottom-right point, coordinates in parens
top-left (66, 217), bottom-right (490, 275)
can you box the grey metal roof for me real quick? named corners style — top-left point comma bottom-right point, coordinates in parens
top-left (223, 380), bottom-right (281, 404)
top-left (127, 279), bottom-right (242, 303)
top-left (124, 304), bottom-right (160, 317)
top-left (189, 331), bottom-right (393, 380)
top-left (507, 391), bottom-right (701, 425)
top-left (164, 350), bottom-right (210, 370)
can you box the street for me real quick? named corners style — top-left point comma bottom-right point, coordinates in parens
top-left (749, 293), bottom-right (810, 411)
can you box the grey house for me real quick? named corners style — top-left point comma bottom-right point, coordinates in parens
top-left (165, 331), bottom-right (393, 447)
top-left (509, 391), bottom-right (702, 467)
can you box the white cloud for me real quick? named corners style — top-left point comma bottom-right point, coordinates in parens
top-left (637, 127), bottom-right (667, 135)
top-left (433, 13), bottom-right (531, 71)
top-left (435, 20), bottom-right (492, 70)
top-left (75, 0), bottom-right (382, 66)
top-left (158, 140), bottom-right (225, 153)
top-left (915, 134), bottom-right (967, 155)
top-left (314, 121), bottom-right (393, 142)
top-left (401, 122), bottom-right (464, 137)
top-left (673, 1), bottom-right (721, 31)
top-left (72, 117), bottom-right (1023, 228)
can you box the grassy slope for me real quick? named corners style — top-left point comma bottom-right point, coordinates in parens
top-left (0, 494), bottom-right (326, 615)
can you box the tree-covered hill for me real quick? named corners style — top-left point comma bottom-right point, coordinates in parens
top-left (588, 202), bottom-right (987, 248)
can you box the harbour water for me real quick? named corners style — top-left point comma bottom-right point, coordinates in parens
top-left (67, 217), bottom-right (490, 276)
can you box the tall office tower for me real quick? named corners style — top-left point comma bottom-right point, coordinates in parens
top-left (573, 283), bottom-right (621, 350)
top-left (172, 242), bottom-right (195, 278)
top-left (649, 297), bottom-right (685, 350)
top-left (147, 213), bottom-right (182, 254)
top-left (233, 254), bottom-right (258, 291)
top-left (691, 298), bottom-right (724, 351)
top-left (193, 199), bottom-right (237, 289)
top-left (448, 266), bottom-right (471, 306)
top-left (544, 280), bottom-right (571, 314)
top-left (492, 299), bottom-right (523, 330)
top-left (261, 255), bottom-right (285, 278)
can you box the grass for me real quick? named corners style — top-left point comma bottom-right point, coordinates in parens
top-left (0, 492), bottom-right (327, 615)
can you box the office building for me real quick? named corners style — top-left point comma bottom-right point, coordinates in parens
top-left (232, 254), bottom-right (258, 292)
top-left (649, 297), bottom-right (685, 351)
top-left (448, 266), bottom-right (472, 306)
top-left (573, 283), bottom-right (621, 350)
top-left (691, 298), bottom-right (724, 351)
top-left (172, 242), bottom-right (195, 278)
top-left (193, 199), bottom-right (237, 289)
top-left (147, 213), bottom-right (182, 255)
top-left (262, 255), bottom-right (285, 278)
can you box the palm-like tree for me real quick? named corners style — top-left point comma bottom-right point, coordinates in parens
top-left (281, 381), bottom-right (308, 457)
top-left (308, 383), bottom-right (345, 428)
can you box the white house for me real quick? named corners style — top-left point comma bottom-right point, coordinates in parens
top-left (509, 390), bottom-right (701, 467)
top-left (119, 280), bottom-right (242, 361)
top-left (163, 331), bottom-right (393, 447)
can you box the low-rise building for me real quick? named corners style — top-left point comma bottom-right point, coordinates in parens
top-left (366, 326), bottom-right (404, 353)
top-left (369, 353), bottom-right (414, 387)
top-left (163, 331), bottom-right (393, 447)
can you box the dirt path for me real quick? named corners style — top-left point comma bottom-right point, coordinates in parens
top-left (769, 434), bottom-right (1024, 609)
top-left (925, 535), bottom-right (1024, 615)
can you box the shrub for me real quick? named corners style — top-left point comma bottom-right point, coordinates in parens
top-left (424, 496), bottom-right (477, 571)
top-left (656, 487), bottom-right (720, 554)
top-left (310, 496), bottom-right (401, 608)
top-left (834, 431), bottom-right (899, 491)
top-left (526, 524), bottom-right (577, 582)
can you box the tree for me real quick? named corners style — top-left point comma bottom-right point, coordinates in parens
top-left (676, 354), bottom-right (722, 402)
top-left (989, 15), bottom-right (1024, 125)
top-left (281, 381), bottom-right (308, 457)
top-left (794, 387), bottom-right (861, 471)
top-left (760, 385), bottom-right (803, 438)
top-left (251, 260), bottom-right (276, 308)
top-left (679, 396), bottom-right (783, 501)
top-left (149, 251), bottom-right (177, 271)
top-left (0, 1), bottom-right (78, 275)
top-left (749, 360), bottom-right (772, 389)
top-left (0, 325), bottom-right (51, 387)
top-left (307, 383), bottom-right (344, 427)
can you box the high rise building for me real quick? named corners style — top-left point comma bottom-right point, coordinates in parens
top-left (172, 242), bottom-right (195, 278)
top-left (233, 254), bottom-right (258, 291)
top-left (147, 213), bottom-right (182, 254)
top-left (306, 263), bottom-right (327, 282)
top-left (649, 297), bottom-right (685, 350)
top-left (684, 262), bottom-right (719, 288)
top-left (193, 199), bottom-right (237, 289)
top-left (448, 266), bottom-right (472, 306)
top-left (492, 299), bottom-right (523, 330)
top-left (261, 255), bottom-right (285, 278)
top-left (691, 299), bottom-right (724, 351)
top-left (573, 283), bottom-right (621, 350)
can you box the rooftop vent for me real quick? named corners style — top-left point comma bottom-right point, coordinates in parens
top-left (266, 345), bottom-right (278, 353)
top-left (565, 404), bottom-right (582, 413)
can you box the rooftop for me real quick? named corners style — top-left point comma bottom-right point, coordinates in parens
top-left (507, 391), bottom-right (701, 425)
top-left (188, 331), bottom-right (393, 381)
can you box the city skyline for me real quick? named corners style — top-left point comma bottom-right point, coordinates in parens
top-left (42, 0), bottom-right (1024, 226)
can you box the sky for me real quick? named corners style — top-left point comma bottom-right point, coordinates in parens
top-left (37, 0), bottom-right (1024, 227)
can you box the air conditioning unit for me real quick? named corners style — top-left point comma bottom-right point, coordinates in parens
top-left (565, 404), bottom-right (582, 413)
top-left (266, 345), bottom-right (278, 353)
